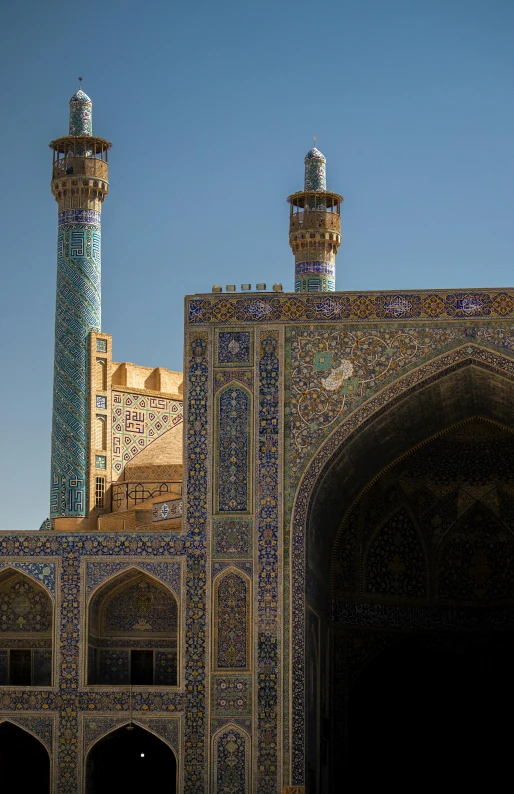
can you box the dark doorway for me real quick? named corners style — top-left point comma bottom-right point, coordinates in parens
top-left (344, 632), bottom-right (514, 789)
top-left (86, 724), bottom-right (177, 794)
top-left (0, 721), bottom-right (50, 794)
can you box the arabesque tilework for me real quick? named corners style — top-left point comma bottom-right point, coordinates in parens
top-left (187, 289), bottom-right (514, 324)
top-left (215, 386), bottom-right (251, 513)
top-left (213, 725), bottom-right (250, 793)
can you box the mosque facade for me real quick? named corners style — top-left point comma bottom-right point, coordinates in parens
top-left (1, 91), bottom-right (514, 792)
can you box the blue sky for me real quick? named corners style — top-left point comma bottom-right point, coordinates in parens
top-left (0, 0), bottom-right (513, 528)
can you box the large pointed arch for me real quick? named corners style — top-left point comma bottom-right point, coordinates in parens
top-left (289, 344), bottom-right (514, 784)
top-left (212, 566), bottom-right (251, 671)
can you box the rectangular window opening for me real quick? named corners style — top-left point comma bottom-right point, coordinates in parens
top-left (130, 650), bottom-right (154, 685)
top-left (95, 477), bottom-right (106, 508)
top-left (9, 649), bottom-right (32, 686)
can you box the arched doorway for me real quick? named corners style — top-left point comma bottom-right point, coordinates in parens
top-left (86, 724), bottom-right (177, 794)
top-left (295, 359), bottom-right (514, 790)
top-left (0, 721), bottom-right (50, 793)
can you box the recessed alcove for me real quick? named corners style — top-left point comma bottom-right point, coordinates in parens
top-left (87, 570), bottom-right (178, 686)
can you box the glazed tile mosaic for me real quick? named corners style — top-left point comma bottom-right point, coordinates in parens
top-left (187, 289), bottom-right (514, 324)
top-left (211, 676), bottom-right (252, 715)
top-left (212, 518), bottom-right (252, 558)
top-left (50, 94), bottom-right (105, 519)
top-left (69, 89), bottom-right (92, 136)
top-left (215, 386), bottom-right (251, 513)
top-left (304, 148), bottom-right (326, 192)
top-left (216, 330), bottom-right (253, 366)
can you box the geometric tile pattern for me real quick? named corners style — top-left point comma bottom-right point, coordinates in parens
top-left (51, 212), bottom-right (101, 517)
top-left (0, 562), bottom-right (56, 596)
top-left (304, 147), bottom-right (326, 192)
top-left (112, 392), bottom-right (183, 477)
top-left (85, 560), bottom-right (182, 600)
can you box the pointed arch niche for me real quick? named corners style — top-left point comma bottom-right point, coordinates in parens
top-left (87, 569), bottom-right (178, 686)
top-left (214, 382), bottom-right (252, 514)
top-left (212, 723), bottom-right (250, 793)
top-left (213, 568), bottom-right (251, 671)
top-left (0, 569), bottom-right (53, 686)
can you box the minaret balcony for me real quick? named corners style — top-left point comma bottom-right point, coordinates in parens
top-left (289, 209), bottom-right (341, 233)
top-left (52, 156), bottom-right (108, 181)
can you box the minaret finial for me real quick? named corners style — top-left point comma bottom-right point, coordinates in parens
top-left (78, 76), bottom-right (83, 86)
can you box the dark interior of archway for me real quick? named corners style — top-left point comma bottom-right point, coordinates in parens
top-left (344, 633), bottom-right (514, 788)
top-left (0, 721), bottom-right (50, 794)
top-left (86, 725), bottom-right (176, 794)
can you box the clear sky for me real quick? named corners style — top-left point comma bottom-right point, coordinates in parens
top-left (0, 0), bottom-right (513, 528)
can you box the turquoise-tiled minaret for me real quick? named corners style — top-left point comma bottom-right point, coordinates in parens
top-left (48, 87), bottom-right (111, 522)
top-left (287, 147), bottom-right (343, 292)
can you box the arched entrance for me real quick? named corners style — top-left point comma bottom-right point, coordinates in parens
top-left (0, 721), bottom-right (50, 792)
top-left (293, 355), bottom-right (514, 790)
top-left (86, 724), bottom-right (177, 794)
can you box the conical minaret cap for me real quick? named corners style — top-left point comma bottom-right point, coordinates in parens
top-left (304, 147), bottom-right (326, 191)
top-left (69, 89), bottom-right (92, 136)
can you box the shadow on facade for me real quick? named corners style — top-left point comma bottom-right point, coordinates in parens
top-left (345, 633), bottom-right (514, 788)
top-left (302, 362), bottom-right (514, 790)
top-left (0, 721), bottom-right (50, 792)
top-left (86, 724), bottom-right (177, 793)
